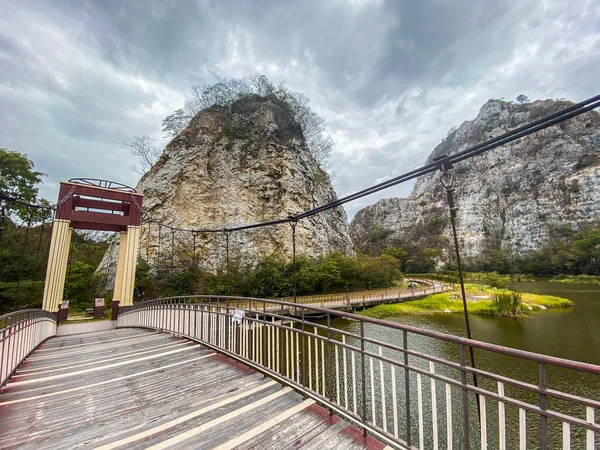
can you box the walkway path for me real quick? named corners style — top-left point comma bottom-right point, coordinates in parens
top-left (277, 279), bottom-right (448, 314)
top-left (56, 319), bottom-right (116, 336)
top-left (0, 329), bottom-right (387, 449)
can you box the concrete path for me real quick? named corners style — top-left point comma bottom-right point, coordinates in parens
top-left (56, 320), bottom-right (117, 336)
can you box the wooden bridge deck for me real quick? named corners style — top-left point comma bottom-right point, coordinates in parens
top-left (0, 329), bottom-right (387, 450)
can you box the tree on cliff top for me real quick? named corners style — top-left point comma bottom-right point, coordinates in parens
top-left (124, 136), bottom-right (162, 175)
top-left (160, 74), bottom-right (333, 168)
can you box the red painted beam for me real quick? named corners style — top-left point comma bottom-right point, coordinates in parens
top-left (70, 210), bottom-right (131, 226)
top-left (54, 181), bottom-right (143, 229)
top-left (70, 222), bottom-right (127, 232)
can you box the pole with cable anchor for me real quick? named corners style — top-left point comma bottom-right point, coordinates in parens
top-left (434, 154), bottom-right (481, 424)
top-left (225, 229), bottom-right (230, 295)
top-left (289, 218), bottom-right (298, 305)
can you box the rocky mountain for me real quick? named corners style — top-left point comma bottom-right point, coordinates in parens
top-left (350, 99), bottom-right (600, 261)
top-left (100, 95), bottom-right (352, 282)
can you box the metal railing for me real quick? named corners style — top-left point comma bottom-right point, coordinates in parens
top-left (0, 309), bottom-right (57, 387)
top-left (278, 279), bottom-right (447, 309)
top-left (118, 296), bottom-right (599, 450)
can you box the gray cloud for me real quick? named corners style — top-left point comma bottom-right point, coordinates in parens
top-left (0, 0), bottom-right (598, 219)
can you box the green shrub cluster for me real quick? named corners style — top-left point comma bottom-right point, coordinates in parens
top-left (135, 252), bottom-right (402, 302)
top-left (550, 274), bottom-right (600, 284)
top-left (493, 291), bottom-right (523, 316)
top-left (0, 219), bottom-right (109, 314)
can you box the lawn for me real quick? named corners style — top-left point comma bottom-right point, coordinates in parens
top-left (361, 283), bottom-right (572, 319)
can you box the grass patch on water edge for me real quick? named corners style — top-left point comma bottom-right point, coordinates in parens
top-left (550, 274), bottom-right (600, 284)
top-left (360, 284), bottom-right (573, 319)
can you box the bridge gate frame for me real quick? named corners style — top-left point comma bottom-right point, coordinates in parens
top-left (41, 179), bottom-right (143, 319)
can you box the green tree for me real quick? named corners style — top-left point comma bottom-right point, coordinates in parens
top-left (165, 269), bottom-right (199, 297)
top-left (134, 259), bottom-right (155, 301)
top-left (318, 255), bottom-right (342, 292)
top-left (295, 255), bottom-right (320, 294)
top-left (64, 262), bottom-right (103, 309)
top-left (381, 246), bottom-right (409, 271)
top-left (249, 254), bottom-right (291, 298)
top-left (0, 148), bottom-right (45, 219)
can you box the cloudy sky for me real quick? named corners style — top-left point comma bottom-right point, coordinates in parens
top-left (1, 0), bottom-right (599, 219)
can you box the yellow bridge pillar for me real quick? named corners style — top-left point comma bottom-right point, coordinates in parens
top-left (41, 219), bottom-right (72, 313)
top-left (112, 231), bottom-right (128, 312)
top-left (112, 226), bottom-right (140, 313)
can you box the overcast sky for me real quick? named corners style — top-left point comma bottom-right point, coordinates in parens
top-left (1, 0), bottom-right (599, 219)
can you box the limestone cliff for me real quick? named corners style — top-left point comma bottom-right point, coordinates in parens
top-left (350, 99), bottom-right (600, 260)
top-left (118, 95), bottom-right (352, 275)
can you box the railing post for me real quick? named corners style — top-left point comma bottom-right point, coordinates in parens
top-left (187, 302), bottom-right (191, 336)
top-left (248, 300), bottom-right (253, 360)
top-left (279, 304), bottom-right (284, 377)
top-left (539, 362), bottom-right (548, 450)
top-left (170, 299), bottom-right (174, 331)
top-left (360, 321), bottom-right (367, 437)
top-left (327, 313), bottom-right (332, 416)
top-left (404, 330), bottom-right (411, 447)
top-left (225, 299), bottom-right (230, 351)
top-left (262, 302), bottom-right (267, 376)
top-left (200, 303), bottom-right (204, 342)
top-left (460, 344), bottom-right (470, 450)
top-left (301, 308), bottom-right (306, 397)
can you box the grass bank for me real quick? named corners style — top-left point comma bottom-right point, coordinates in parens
top-left (360, 284), bottom-right (573, 319)
top-left (550, 274), bottom-right (600, 284)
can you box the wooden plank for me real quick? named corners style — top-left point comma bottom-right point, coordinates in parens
top-left (233, 404), bottom-right (335, 449)
top-left (0, 328), bottom-right (387, 450)
top-left (211, 399), bottom-right (315, 449)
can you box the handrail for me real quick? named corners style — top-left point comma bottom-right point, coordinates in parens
top-left (118, 295), bottom-right (599, 449)
top-left (121, 294), bottom-right (598, 375)
top-left (0, 309), bottom-right (57, 387)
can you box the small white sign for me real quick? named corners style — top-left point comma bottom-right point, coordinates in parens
top-left (61, 300), bottom-right (69, 309)
top-left (95, 298), bottom-right (105, 307)
top-left (232, 309), bottom-right (245, 324)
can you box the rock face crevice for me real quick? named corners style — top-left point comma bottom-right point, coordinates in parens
top-left (100, 95), bottom-right (352, 281)
top-left (350, 99), bottom-right (600, 260)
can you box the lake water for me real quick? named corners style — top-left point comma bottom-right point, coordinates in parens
top-left (323, 281), bottom-right (599, 449)
top-left (384, 280), bottom-right (600, 365)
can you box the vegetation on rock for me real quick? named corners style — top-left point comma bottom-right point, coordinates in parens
top-left (128, 74), bottom-right (334, 173)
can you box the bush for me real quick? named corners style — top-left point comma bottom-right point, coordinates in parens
top-left (138, 251), bottom-right (402, 300)
top-left (550, 274), bottom-right (600, 284)
top-left (493, 291), bottom-right (523, 316)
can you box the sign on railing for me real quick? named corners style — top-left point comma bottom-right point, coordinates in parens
top-left (117, 295), bottom-right (599, 450)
